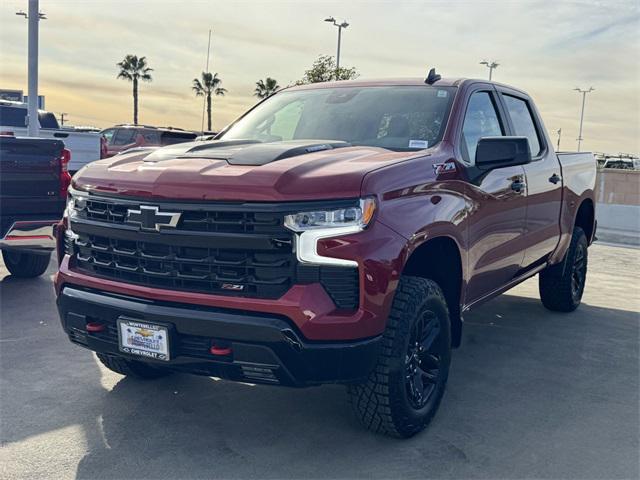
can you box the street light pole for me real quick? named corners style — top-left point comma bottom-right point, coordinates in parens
top-left (324, 17), bottom-right (349, 78)
top-left (574, 87), bottom-right (594, 152)
top-left (17, 0), bottom-right (46, 137)
top-left (479, 60), bottom-right (499, 81)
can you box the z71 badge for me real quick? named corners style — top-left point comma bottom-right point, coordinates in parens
top-left (433, 162), bottom-right (457, 175)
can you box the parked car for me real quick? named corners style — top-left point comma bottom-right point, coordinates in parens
top-left (0, 101), bottom-right (102, 173)
top-left (100, 125), bottom-right (198, 157)
top-left (56, 75), bottom-right (597, 437)
top-left (1, 136), bottom-right (70, 277)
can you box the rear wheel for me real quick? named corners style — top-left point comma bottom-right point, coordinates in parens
top-left (96, 353), bottom-right (172, 380)
top-left (348, 276), bottom-right (451, 438)
top-left (539, 226), bottom-right (588, 312)
top-left (2, 250), bottom-right (51, 278)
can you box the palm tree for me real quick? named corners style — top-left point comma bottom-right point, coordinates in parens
top-left (116, 54), bottom-right (153, 125)
top-left (254, 77), bottom-right (280, 99)
top-left (192, 72), bottom-right (227, 131)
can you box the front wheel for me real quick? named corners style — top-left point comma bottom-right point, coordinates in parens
top-left (2, 250), bottom-right (51, 278)
top-left (348, 276), bottom-right (451, 438)
top-left (539, 226), bottom-right (588, 312)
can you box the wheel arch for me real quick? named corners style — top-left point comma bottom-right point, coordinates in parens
top-left (402, 235), bottom-right (464, 348)
top-left (574, 198), bottom-right (595, 244)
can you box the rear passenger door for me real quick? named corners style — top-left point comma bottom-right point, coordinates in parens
top-left (459, 87), bottom-right (528, 303)
top-left (497, 88), bottom-right (562, 268)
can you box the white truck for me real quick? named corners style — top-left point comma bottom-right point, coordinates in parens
top-left (0, 100), bottom-right (102, 172)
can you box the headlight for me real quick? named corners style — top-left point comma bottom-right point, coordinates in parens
top-left (284, 198), bottom-right (376, 267)
top-left (65, 190), bottom-right (87, 219)
top-left (284, 198), bottom-right (376, 232)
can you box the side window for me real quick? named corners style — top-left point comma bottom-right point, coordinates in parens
top-left (503, 95), bottom-right (542, 156)
top-left (38, 112), bottom-right (60, 129)
top-left (0, 106), bottom-right (27, 127)
top-left (101, 129), bottom-right (116, 144)
top-left (461, 92), bottom-right (504, 163)
top-left (140, 129), bottom-right (161, 144)
top-left (112, 129), bottom-right (136, 145)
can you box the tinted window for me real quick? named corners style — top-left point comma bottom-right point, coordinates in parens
top-left (160, 131), bottom-right (198, 145)
top-left (461, 92), bottom-right (503, 163)
top-left (38, 112), bottom-right (60, 129)
top-left (503, 95), bottom-right (541, 156)
top-left (101, 129), bottom-right (116, 144)
top-left (0, 106), bottom-right (27, 127)
top-left (222, 86), bottom-right (455, 151)
top-left (112, 129), bottom-right (136, 145)
top-left (140, 129), bottom-right (161, 144)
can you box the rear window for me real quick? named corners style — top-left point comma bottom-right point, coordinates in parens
top-left (0, 106), bottom-right (27, 127)
top-left (0, 106), bottom-right (60, 129)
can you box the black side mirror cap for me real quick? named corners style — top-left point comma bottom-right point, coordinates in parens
top-left (475, 137), bottom-right (532, 170)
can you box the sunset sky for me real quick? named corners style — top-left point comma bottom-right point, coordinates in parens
top-left (0, 0), bottom-right (638, 154)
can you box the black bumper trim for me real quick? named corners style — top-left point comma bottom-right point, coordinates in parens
top-left (57, 286), bottom-right (381, 387)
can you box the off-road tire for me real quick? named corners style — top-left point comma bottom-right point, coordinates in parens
top-left (96, 353), bottom-right (172, 380)
top-left (348, 276), bottom-right (451, 438)
top-left (2, 250), bottom-right (51, 278)
top-left (539, 226), bottom-right (588, 312)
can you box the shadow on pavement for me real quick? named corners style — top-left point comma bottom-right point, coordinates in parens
top-left (75, 296), bottom-right (639, 480)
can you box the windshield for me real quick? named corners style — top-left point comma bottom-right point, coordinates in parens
top-left (221, 86), bottom-right (455, 151)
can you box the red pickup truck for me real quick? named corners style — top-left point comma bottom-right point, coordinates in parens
top-left (55, 74), bottom-right (596, 437)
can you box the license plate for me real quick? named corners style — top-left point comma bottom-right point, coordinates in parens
top-left (117, 319), bottom-right (170, 361)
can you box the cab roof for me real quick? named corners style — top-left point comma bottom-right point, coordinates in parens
top-left (286, 77), bottom-right (527, 95)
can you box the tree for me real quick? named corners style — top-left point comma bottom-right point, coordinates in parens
top-left (296, 55), bottom-right (359, 85)
top-left (192, 72), bottom-right (227, 131)
top-left (254, 77), bottom-right (280, 99)
top-left (116, 55), bottom-right (153, 125)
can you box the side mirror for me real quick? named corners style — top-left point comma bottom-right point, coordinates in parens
top-left (475, 137), bottom-right (531, 170)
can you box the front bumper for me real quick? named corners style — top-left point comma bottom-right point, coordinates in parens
top-left (56, 217), bottom-right (406, 341)
top-left (57, 286), bottom-right (382, 387)
top-left (0, 220), bottom-right (58, 251)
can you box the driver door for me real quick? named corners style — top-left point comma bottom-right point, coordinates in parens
top-left (460, 88), bottom-right (528, 304)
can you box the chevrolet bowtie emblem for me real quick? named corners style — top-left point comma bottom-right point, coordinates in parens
top-left (126, 205), bottom-right (181, 231)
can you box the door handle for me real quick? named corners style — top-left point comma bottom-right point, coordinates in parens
top-left (511, 180), bottom-right (526, 193)
top-left (549, 173), bottom-right (561, 184)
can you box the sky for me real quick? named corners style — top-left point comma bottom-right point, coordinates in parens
top-left (0, 0), bottom-right (638, 154)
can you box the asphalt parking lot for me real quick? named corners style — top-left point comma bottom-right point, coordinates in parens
top-left (1, 243), bottom-right (638, 480)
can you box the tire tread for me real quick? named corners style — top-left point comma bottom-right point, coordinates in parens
top-left (348, 276), bottom-right (450, 438)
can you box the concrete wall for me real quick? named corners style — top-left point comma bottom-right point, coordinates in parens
top-left (595, 169), bottom-right (640, 245)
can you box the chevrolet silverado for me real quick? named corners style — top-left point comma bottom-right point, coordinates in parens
top-left (55, 73), bottom-right (597, 437)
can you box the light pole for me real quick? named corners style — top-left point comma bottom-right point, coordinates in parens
top-left (324, 16), bottom-right (349, 78)
top-left (480, 60), bottom-right (499, 81)
top-left (574, 87), bottom-right (594, 152)
top-left (16, 1), bottom-right (46, 137)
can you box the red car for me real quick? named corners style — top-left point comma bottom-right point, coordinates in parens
top-left (100, 125), bottom-right (198, 157)
top-left (56, 74), bottom-right (596, 437)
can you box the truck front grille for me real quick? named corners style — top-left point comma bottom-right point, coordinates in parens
top-left (68, 195), bottom-right (359, 307)
top-left (74, 233), bottom-right (293, 298)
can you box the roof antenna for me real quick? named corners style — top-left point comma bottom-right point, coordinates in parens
top-left (425, 68), bottom-right (441, 85)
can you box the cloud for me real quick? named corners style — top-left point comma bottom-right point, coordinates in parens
top-left (0, 0), bottom-right (637, 152)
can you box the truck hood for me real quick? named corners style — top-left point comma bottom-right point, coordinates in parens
top-left (73, 140), bottom-right (423, 201)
